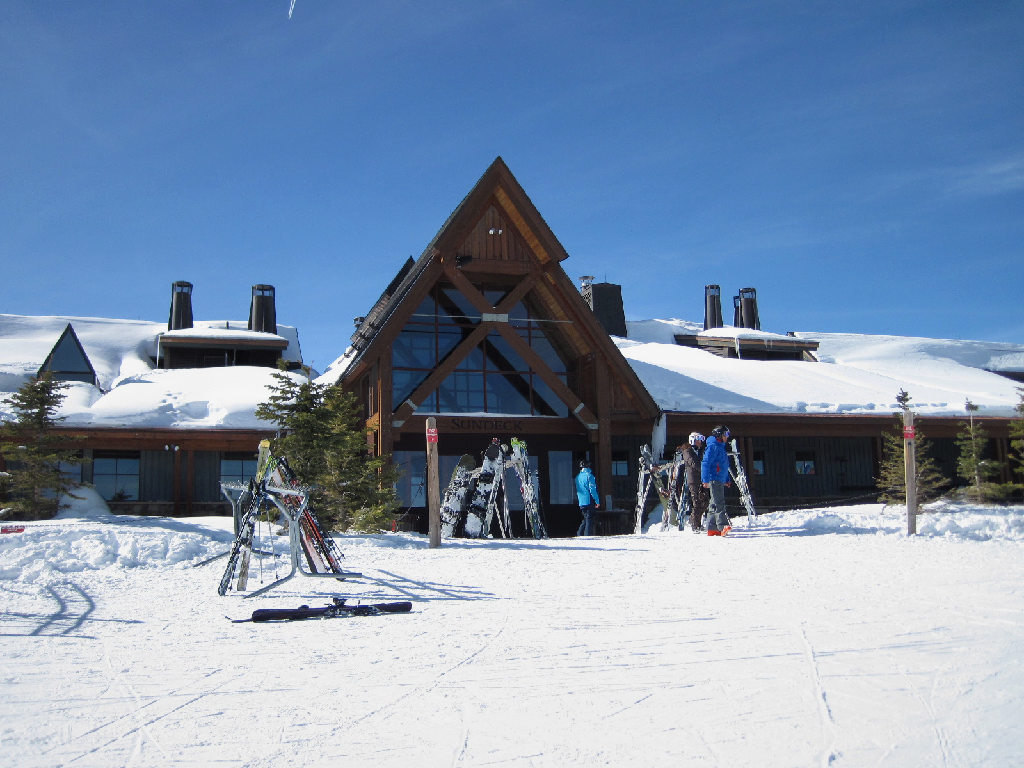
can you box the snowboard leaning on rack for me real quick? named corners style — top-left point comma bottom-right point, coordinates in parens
top-left (463, 439), bottom-right (503, 538)
top-left (727, 438), bottom-right (759, 526)
top-left (508, 437), bottom-right (547, 538)
top-left (440, 454), bottom-right (476, 538)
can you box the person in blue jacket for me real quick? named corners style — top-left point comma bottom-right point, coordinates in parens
top-left (701, 425), bottom-right (733, 536)
top-left (575, 459), bottom-right (601, 536)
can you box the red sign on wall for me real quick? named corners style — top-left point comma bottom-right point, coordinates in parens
top-left (426, 428), bottom-right (439, 444)
top-left (903, 426), bottom-right (916, 440)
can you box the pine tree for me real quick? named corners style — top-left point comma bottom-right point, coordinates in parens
top-left (1009, 387), bottom-right (1024, 486)
top-left (955, 399), bottom-right (1004, 501)
top-left (255, 368), bottom-right (399, 532)
top-left (0, 374), bottom-right (84, 520)
top-left (876, 390), bottom-right (948, 504)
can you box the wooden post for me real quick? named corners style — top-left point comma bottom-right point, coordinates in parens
top-left (426, 417), bottom-right (441, 548)
top-left (903, 408), bottom-right (917, 536)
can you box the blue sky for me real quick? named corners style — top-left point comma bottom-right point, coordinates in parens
top-left (2, 1), bottom-right (1022, 371)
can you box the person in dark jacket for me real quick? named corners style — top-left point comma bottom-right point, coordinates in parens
top-left (575, 459), bottom-right (600, 536)
top-left (701, 425), bottom-right (732, 536)
top-left (680, 432), bottom-right (709, 532)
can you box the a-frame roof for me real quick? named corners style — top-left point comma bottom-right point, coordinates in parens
top-left (38, 323), bottom-right (98, 385)
top-left (341, 157), bottom-right (660, 422)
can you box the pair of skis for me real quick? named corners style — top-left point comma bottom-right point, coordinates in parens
top-left (727, 438), bottom-right (759, 527)
top-left (232, 598), bottom-right (412, 623)
top-left (439, 437), bottom-right (547, 539)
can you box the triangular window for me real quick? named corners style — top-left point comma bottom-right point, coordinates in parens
top-left (38, 324), bottom-right (97, 385)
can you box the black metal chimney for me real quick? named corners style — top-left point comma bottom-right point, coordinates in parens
top-left (739, 287), bottom-right (760, 330)
top-left (591, 282), bottom-right (628, 337)
top-left (168, 281), bottom-right (194, 331)
top-left (704, 285), bottom-right (723, 330)
top-left (248, 284), bottom-right (277, 334)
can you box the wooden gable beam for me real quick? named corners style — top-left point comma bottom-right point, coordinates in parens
top-left (439, 268), bottom-right (599, 431)
top-left (392, 272), bottom-right (540, 427)
top-left (492, 322), bottom-right (599, 433)
top-left (391, 321), bottom-right (492, 427)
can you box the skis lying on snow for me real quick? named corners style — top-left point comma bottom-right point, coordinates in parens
top-left (727, 438), bottom-right (759, 526)
top-left (231, 598), bottom-right (412, 623)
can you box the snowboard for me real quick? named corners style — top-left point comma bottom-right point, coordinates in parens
top-left (440, 454), bottom-right (476, 538)
top-left (508, 437), bottom-right (547, 538)
top-left (463, 439), bottom-right (503, 538)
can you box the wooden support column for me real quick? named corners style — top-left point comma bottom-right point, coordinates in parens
top-left (595, 359), bottom-right (613, 509)
top-left (378, 356), bottom-right (393, 457)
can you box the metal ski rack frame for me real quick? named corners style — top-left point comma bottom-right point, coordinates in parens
top-left (245, 485), bottom-right (362, 599)
top-left (727, 438), bottom-right (760, 527)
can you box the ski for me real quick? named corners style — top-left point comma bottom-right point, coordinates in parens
top-left (508, 437), bottom-right (547, 538)
top-left (728, 438), bottom-right (759, 526)
top-left (218, 477), bottom-right (265, 596)
top-left (232, 598), bottom-right (413, 623)
top-left (634, 445), bottom-right (677, 532)
top-left (440, 454), bottom-right (476, 538)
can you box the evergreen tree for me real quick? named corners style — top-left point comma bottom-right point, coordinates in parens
top-left (955, 399), bottom-right (1004, 501)
top-left (0, 374), bottom-right (84, 520)
top-left (876, 390), bottom-right (948, 504)
top-left (255, 368), bottom-right (399, 532)
top-left (1009, 387), bottom-right (1024, 486)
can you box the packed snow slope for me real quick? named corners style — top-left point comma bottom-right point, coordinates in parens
top-left (619, 319), bottom-right (1023, 416)
top-left (0, 314), bottom-right (302, 429)
top-left (2, 491), bottom-right (1022, 767)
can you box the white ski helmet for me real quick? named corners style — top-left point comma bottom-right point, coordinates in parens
top-left (688, 432), bottom-right (706, 446)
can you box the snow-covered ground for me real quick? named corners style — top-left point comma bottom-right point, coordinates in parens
top-left (2, 491), bottom-right (1022, 767)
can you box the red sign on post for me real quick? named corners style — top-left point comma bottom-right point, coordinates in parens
top-left (903, 426), bottom-right (916, 440)
top-left (426, 428), bottom-right (438, 444)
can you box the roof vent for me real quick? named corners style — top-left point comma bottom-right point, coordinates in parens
top-left (168, 281), bottom-right (194, 331)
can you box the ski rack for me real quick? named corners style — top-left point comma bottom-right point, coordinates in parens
top-left (727, 438), bottom-right (760, 527)
top-left (633, 445), bottom-right (684, 533)
top-left (244, 484), bottom-right (362, 599)
top-left (441, 437), bottom-right (548, 539)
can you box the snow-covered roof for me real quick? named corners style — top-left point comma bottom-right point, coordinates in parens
top-left (0, 314), bottom-right (304, 429)
top-left (618, 319), bottom-right (1023, 417)
top-left (3, 311), bottom-right (1022, 428)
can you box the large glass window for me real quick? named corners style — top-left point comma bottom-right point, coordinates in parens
top-left (93, 452), bottom-right (140, 501)
top-left (393, 451), bottom-right (426, 507)
top-left (795, 450), bottom-right (817, 475)
top-left (391, 283), bottom-right (570, 416)
top-left (221, 453), bottom-right (259, 484)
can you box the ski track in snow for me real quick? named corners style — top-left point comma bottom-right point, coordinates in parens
top-left (1, 504), bottom-right (1023, 767)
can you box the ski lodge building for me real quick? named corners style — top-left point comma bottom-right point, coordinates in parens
top-left (1, 158), bottom-right (1022, 533)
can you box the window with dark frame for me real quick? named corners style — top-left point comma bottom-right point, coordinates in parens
top-left (93, 451), bottom-right (140, 501)
top-left (795, 450), bottom-right (817, 476)
top-left (391, 284), bottom-right (570, 416)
